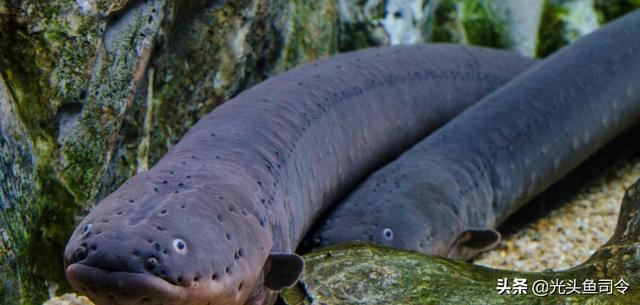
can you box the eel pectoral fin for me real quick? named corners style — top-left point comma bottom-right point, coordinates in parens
top-left (456, 228), bottom-right (501, 252)
top-left (264, 253), bottom-right (305, 291)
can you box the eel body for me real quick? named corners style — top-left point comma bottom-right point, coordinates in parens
top-left (63, 45), bottom-right (533, 305)
top-left (307, 11), bottom-right (640, 261)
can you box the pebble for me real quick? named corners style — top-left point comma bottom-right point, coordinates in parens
top-left (43, 293), bottom-right (94, 305)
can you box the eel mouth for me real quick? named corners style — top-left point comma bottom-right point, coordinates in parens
top-left (66, 263), bottom-right (187, 305)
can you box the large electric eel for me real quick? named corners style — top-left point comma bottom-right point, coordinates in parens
top-left (63, 45), bottom-right (533, 305)
top-left (308, 11), bottom-right (640, 261)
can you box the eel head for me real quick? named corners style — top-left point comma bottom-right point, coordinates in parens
top-left (308, 178), bottom-right (501, 260)
top-left (64, 174), bottom-right (303, 305)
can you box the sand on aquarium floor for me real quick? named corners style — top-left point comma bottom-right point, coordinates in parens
top-left (473, 158), bottom-right (640, 272)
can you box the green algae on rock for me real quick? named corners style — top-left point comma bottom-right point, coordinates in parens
top-left (534, 0), bottom-right (640, 58)
top-left (1, 1), bottom-right (108, 302)
top-left (594, 0), bottom-right (640, 22)
top-left (282, 180), bottom-right (640, 304)
top-left (337, 0), bottom-right (441, 50)
top-left (273, 0), bottom-right (339, 71)
top-left (104, 0), bottom-right (341, 193)
top-left (341, 0), bottom-right (545, 57)
top-left (429, 0), bottom-right (544, 57)
top-left (337, 0), bottom-right (637, 58)
top-left (536, 0), bottom-right (600, 57)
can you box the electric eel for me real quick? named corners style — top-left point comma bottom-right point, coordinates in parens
top-left (63, 45), bottom-right (533, 305)
top-left (308, 11), bottom-right (640, 261)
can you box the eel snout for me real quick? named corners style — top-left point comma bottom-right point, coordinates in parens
top-left (64, 242), bottom-right (250, 305)
top-left (63, 183), bottom-right (264, 305)
top-left (64, 235), bottom-right (234, 305)
top-left (309, 194), bottom-right (460, 255)
top-left (307, 166), bottom-right (501, 260)
top-left (66, 263), bottom-right (184, 305)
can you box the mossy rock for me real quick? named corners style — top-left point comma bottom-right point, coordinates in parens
top-left (338, 0), bottom-right (539, 51)
top-left (282, 180), bottom-right (640, 304)
top-left (536, 0), bottom-right (600, 57)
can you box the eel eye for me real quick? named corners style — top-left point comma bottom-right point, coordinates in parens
top-left (383, 228), bottom-right (394, 240)
top-left (173, 239), bottom-right (188, 254)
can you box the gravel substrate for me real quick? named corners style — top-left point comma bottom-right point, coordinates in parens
top-left (473, 157), bottom-right (640, 272)
top-left (43, 293), bottom-right (93, 305)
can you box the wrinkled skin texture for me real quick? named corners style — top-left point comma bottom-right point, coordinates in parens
top-left (64, 44), bottom-right (534, 305)
top-left (308, 11), bottom-right (640, 261)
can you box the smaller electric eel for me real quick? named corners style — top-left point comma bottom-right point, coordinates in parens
top-left (307, 11), bottom-right (640, 260)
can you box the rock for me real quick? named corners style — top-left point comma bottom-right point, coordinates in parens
top-left (43, 294), bottom-right (93, 305)
top-left (594, 0), bottom-right (640, 22)
top-left (283, 178), bottom-right (640, 304)
top-left (338, 0), bottom-right (545, 56)
top-left (536, 0), bottom-right (640, 57)
top-left (489, 0), bottom-right (544, 56)
top-left (430, 0), bottom-right (543, 56)
top-left (0, 1), bottom-right (338, 303)
top-left (340, 0), bottom-right (639, 58)
top-left (537, 0), bottom-right (600, 57)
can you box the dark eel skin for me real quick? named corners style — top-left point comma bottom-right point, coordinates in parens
top-left (63, 45), bottom-right (534, 305)
top-left (308, 11), bottom-right (640, 261)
